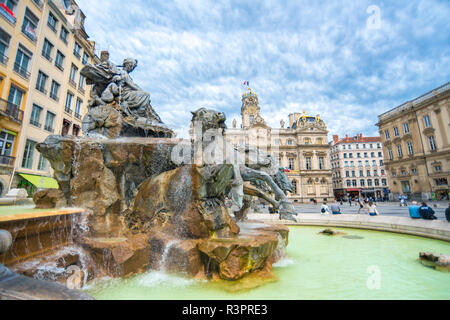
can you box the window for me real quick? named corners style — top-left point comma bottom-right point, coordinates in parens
top-left (344, 161), bottom-right (348, 167)
top-left (374, 179), bottom-right (379, 186)
top-left (61, 119), bottom-right (71, 136)
top-left (74, 42), bottom-right (81, 59)
top-left (287, 139), bottom-right (292, 145)
top-left (345, 171), bottom-right (349, 177)
top-left (393, 127), bottom-right (399, 136)
top-left (377, 143), bottom-right (381, 148)
top-left (306, 157), bottom-right (311, 170)
top-left (371, 152), bottom-right (375, 157)
top-left (75, 99), bottom-right (82, 119)
top-left (360, 179), bottom-right (365, 187)
top-left (370, 144), bottom-right (373, 149)
top-left (319, 157), bottom-right (325, 170)
top-left (367, 179), bottom-right (372, 187)
top-left (356, 144), bottom-right (359, 149)
top-left (364, 152), bottom-right (368, 157)
top-left (78, 74), bottom-right (85, 89)
top-left (346, 180), bottom-right (351, 187)
top-left (407, 141), bottom-right (413, 155)
top-left (359, 170), bottom-right (363, 177)
top-left (0, 27), bottom-right (11, 64)
top-left (357, 153), bottom-right (361, 158)
top-left (37, 153), bottom-right (48, 171)
top-left (424, 115), bottom-right (431, 128)
top-left (372, 160), bottom-right (376, 166)
top-left (382, 179), bottom-right (387, 186)
top-left (44, 111), bottom-right (55, 132)
top-left (69, 64), bottom-right (78, 83)
top-left (348, 144), bottom-right (351, 149)
top-left (0, 129), bottom-right (16, 158)
top-left (14, 45), bottom-right (32, 78)
top-left (60, 26), bottom-right (69, 43)
top-left (403, 123), bottom-right (409, 133)
top-left (428, 136), bottom-right (436, 151)
top-left (352, 180), bottom-right (357, 187)
top-left (343, 153), bottom-right (347, 158)
top-left (288, 158), bottom-right (294, 170)
top-left (363, 144), bottom-right (366, 148)
top-left (373, 170), bottom-right (378, 176)
top-left (365, 160), bottom-right (369, 166)
top-left (42, 38), bottom-right (53, 61)
top-left (434, 165), bottom-right (441, 172)
top-left (350, 161), bottom-right (354, 167)
top-left (50, 80), bottom-right (60, 101)
top-left (29, 104), bottom-right (42, 127)
top-left (342, 145), bottom-right (346, 150)
top-left (411, 168), bottom-right (417, 175)
top-left (351, 171), bottom-right (355, 177)
top-left (291, 180), bottom-right (297, 194)
top-left (384, 130), bottom-right (390, 140)
top-left (380, 160), bottom-right (383, 166)
top-left (397, 145), bottom-right (403, 157)
top-left (47, 11), bottom-right (58, 32)
top-left (82, 52), bottom-right (89, 65)
top-left (22, 139), bottom-right (36, 169)
top-left (367, 170), bottom-right (371, 177)
top-left (55, 50), bottom-right (65, 70)
top-left (358, 160), bottom-right (362, 167)
top-left (72, 124), bottom-right (80, 136)
top-left (36, 70), bottom-right (48, 93)
top-left (378, 152), bottom-right (382, 157)
top-left (388, 148), bottom-right (393, 160)
top-left (22, 8), bottom-right (39, 42)
top-left (7, 84), bottom-right (24, 107)
top-left (65, 92), bottom-right (73, 113)
top-left (349, 153), bottom-right (353, 158)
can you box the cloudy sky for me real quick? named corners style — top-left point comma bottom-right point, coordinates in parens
top-left (77, 0), bottom-right (449, 139)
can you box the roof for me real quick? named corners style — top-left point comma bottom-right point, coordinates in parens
top-left (333, 134), bottom-right (380, 145)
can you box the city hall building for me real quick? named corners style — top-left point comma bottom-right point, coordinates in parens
top-left (224, 91), bottom-right (333, 203)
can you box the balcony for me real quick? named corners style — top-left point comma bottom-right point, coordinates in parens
top-left (13, 63), bottom-right (31, 80)
top-left (0, 52), bottom-right (8, 66)
top-left (47, 22), bottom-right (57, 33)
top-left (78, 86), bottom-right (85, 95)
top-left (0, 98), bottom-right (24, 123)
top-left (0, 3), bottom-right (16, 25)
top-left (65, 107), bottom-right (73, 115)
top-left (73, 51), bottom-right (81, 59)
top-left (74, 112), bottom-right (81, 120)
top-left (55, 63), bottom-right (64, 72)
top-left (0, 155), bottom-right (15, 166)
top-left (44, 125), bottom-right (54, 133)
top-left (22, 25), bottom-right (37, 42)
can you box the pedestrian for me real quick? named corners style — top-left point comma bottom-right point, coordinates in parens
top-left (419, 202), bottom-right (437, 220)
top-left (445, 203), bottom-right (450, 222)
top-left (348, 197), bottom-right (352, 206)
top-left (330, 200), bottom-right (341, 215)
top-left (403, 195), bottom-right (408, 207)
top-left (408, 201), bottom-right (421, 219)
top-left (367, 201), bottom-right (379, 216)
top-left (357, 197), bottom-right (365, 214)
top-left (400, 195), bottom-right (405, 207)
top-left (321, 202), bottom-right (330, 215)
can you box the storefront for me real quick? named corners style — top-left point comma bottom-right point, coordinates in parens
top-left (346, 188), bottom-right (360, 199)
top-left (16, 173), bottom-right (59, 196)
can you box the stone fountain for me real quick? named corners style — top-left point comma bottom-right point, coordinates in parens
top-left (5, 52), bottom-right (298, 295)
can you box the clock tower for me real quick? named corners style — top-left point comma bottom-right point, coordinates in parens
top-left (241, 91), bottom-right (263, 129)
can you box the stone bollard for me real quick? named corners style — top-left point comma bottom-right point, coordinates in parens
top-left (0, 230), bottom-right (12, 254)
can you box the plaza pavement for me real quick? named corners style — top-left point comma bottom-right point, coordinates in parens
top-left (255, 201), bottom-right (449, 220)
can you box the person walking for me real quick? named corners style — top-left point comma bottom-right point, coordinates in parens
top-left (321, 202), bottom-right (330, 215)
top-left (330, 201), bottom-right (341, 215)
top-left (408, 201), bottom-right (421, 219)
top-left (367, 201), bottom-right (379, 216)
top-left (348, 197), bottom-right (352, 207)
top-left (357, 197), bottom-right (365, 214)
top-left (419, 202), bottom-right (437, 220)
top-left (445, 203), bottom-right (450, 222)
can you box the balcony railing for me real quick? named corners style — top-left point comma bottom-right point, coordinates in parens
top-left (44, 125), bottom-right (54, 133)
top-left (35, 84), bottom-right (47, 95)
top-left (0, 3), bottom-right (16, 25)
top-left (55, 62), bottom-right (64, 71)
top-left (30, 119), bottom-right (42, 128)
top-left (0, 155), bottom-right (15, 166)
top-left (0, 53), bottom-right (8, 66)
top-left (42, 51), bottom-right (52, 62)
top-left (47, 22), bottom-right (57, 33)
top-left (73, 51), bottom-right (81, 59)
top-left (50, 93), bottom-right (59, 102)
top-left (65, 107), bottom-right (72, 114)
top-left (22, 25), bottom-right (37, 42)
top-left (69, 79), bottom-right (77, 88)
top-left (32, 0), bottom-right (43, 9)
top-left (78, 86), bottom-right (85, 95)
top-left (74, 112), bottom-right (81, 120)
top-left (13, 63), bottom-right (31, 79)
top-left (0, 98), bottom-right (24, 123)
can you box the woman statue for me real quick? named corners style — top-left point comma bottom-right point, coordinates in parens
top-left (112, 58), bottom-right (162, 124)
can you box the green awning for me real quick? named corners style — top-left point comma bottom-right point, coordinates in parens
top-left (18, 174), bottom-right (59, 189)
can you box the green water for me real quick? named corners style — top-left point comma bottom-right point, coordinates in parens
top-left (85, 226), bottom-right (450, 300)
top-left (0, 205), bottom-right (52, 217)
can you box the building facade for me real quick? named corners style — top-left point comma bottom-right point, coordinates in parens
top-left (376, 82), bottom-right (449, 201)
top-left (0, 0), bottom-right (98, 195)
top-left (225, 91), bottom-right (333, 203)
top-left (330, 134), bottom-right (389, 201)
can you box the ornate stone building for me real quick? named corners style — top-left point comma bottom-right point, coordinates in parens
top-left (330, 134), bottom-right (389, 201)
top-left (225, 91), bottom-right (333, 203)
top-left (376, 82), bottom-right (449, 201)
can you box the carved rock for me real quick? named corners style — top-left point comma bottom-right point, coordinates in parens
top-left (33, 189), bottom-right (67, 209)
top-left (419, 252), bottom-right (450, 272)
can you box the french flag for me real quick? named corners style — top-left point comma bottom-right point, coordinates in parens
top-left (243, 81), bottom-right (249, 86)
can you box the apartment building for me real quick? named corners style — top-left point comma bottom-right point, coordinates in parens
top-left (377, 82), bottom-right (449, 201)
top-left (225, 91), bottom-right (333, 204)
top-left (330, 134), bottom-right (389, 201)
top-left (0, 0), bottom-right (98, 195)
